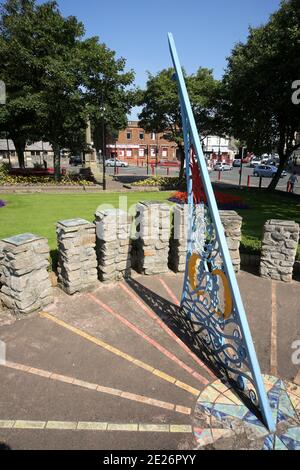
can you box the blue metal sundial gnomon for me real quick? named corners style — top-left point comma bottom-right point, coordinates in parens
top-left (168, 32), bottom-right (275, 432)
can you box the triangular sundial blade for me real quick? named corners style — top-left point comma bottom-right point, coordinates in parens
top-left (168, 32), bottom-right (275, 432)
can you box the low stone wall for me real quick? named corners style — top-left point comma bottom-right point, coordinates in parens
top-left (95, 209), bottom-right (132, 282)
top-left (0, 234), bottom-right (53, 315)
top-left (260, 219), bottom-right (300, 282)
top-left (219, 211), bottom-right (242, 273)
top-left (57, 219), bottom-right (98, 294)
top-left (1, 204), bottom-right (300, 316)
top-left (132, 201), bottom-right (171, 275)
top-left (169, 205), bottom-right (242, 273)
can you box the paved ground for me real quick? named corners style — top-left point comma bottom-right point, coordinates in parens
top-left (0, 269), bottom-right (299, 450)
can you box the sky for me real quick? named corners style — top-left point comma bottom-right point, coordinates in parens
top-left (51, 0), bottom-right (282, 117)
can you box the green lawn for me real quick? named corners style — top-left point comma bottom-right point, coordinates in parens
top-left (0, 188), bottom-right (299, 265)
top-left (230, 188), bottom-right (300, 259)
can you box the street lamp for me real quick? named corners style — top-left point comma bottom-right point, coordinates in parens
top-left (99, 102), bottom-right (106, 191)
top-left (145, 147), bottom-right (149, 175)
top-left (239, 146), bottom-right (246, 188)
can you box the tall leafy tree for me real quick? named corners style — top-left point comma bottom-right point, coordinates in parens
top-left (0, 0), bottom-right (134, 178)
top-left (219, 0), bottom-right (300, 190)
top-left (138, 67), bottom-right (220, 180)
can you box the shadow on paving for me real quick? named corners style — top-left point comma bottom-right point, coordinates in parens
top-left (0, 442), bottom-right (11, 450)
top-left (126, 276), bottom-right (265, 425)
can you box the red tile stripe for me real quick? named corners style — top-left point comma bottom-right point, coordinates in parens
top-left (158, 277), bottom-right (180, 306)
top-left (87, 292), bottom-right (209, 386)
top-left (120, 282), bottom-right (215, 379)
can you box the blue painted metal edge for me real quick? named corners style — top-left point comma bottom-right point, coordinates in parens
top-left (168, 32), bottom-right (275, 432)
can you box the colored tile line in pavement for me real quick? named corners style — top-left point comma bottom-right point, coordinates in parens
top-left (87, 292), bottom-right (208, 388)
top-left (40, 312), bottom-right (200, 398)
top-left (120, 282), bottom-right (214, 380)
top-left (270, 281), bottom-right (278, 376)
top-left (0, 420), bottom-right (192, 433)
top-left (1, 360), bottom-right (191, 415)
top-left (157, 277), bottom-right (180, 306)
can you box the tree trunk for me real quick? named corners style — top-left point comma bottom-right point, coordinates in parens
top-left (267, 153), bottom-right (286, 191)
top-left (13, 138), bottom-right (26, 168)
top-left (53, 143), bottom-right (61, 182)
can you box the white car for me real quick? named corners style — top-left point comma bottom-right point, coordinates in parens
top-left (250, 157), bottom-right (261, 168)
top-left (105, 159), bottom-right (129, 168)
top-left (214, 162), bottom-right (232, 171)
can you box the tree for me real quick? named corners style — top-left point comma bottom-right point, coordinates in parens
top-left (0, 0), bottom-right (45, 167)
top-left (0, 0), bottom-right (135, 177)
top-left (138, 67), bottom-right (220, 181)
top-left (219, 0), bottom-right (300, 190)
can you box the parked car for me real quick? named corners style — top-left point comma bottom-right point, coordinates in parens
top-left (253, 165), bottom-right (287, 178)
top-left (233, 159), bottom-right (242, 167)
top-left (105, 159), bottom-right (129, 168)
top-left (250, 157), bottom-right (261, 167)
top-left (69, 156), bottom-right (82, 166)
top-left (214, 162), bottom-right (232, 171)
top-left (260, 154), bottom-right (271, 163)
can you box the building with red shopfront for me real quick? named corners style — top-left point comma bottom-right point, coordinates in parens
top-left (106, 121), bottom-right (178, 165)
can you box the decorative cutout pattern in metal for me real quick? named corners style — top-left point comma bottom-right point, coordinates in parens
top-left (168, 32), bottom-right (275, 431)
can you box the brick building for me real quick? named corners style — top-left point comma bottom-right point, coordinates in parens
top-left (106, 121), bottom-right (178, 165)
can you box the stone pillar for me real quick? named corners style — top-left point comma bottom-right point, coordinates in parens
top-left (57, 219), bottom-right (98, 294)
top-left (95, 209), bottom-right (132, 282)
top-left (168, 207), bottom-right (242, 274)
top-left (260, 219), bottom-right (299, 282)
top-left (132, 201), bottom-right (171, 275)
top-left (0, 234), bottom-right (53, 315)
top-left (169, 204), bottom-right (188, 273)
top-left (219, 211), bottom-right (243, 273)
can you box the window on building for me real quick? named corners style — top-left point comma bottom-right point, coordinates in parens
top-left (150, 148), bottom-right (156, 158)
top-left (139, 148), bottom-right (145, 157)
top-left (162, 148), bottom-right (168, 158)
top-left (119, 150), bottom-right (125, 157)
top-left (126, 131), bottom-right (132, 140)
top-left (151, 133), bottom-right (156, 141)
top-left (126, 149), bottom-right (132, 157)
top-left (139, 132), bottom-right (144, 140)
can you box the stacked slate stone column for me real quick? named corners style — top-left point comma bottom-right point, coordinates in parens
top-left (169, 206), bottom-right (242, 273)
top-left (132, 201), bottom-right (171, 275)
top-left (0, 234), bottom-right (53, 315)
top-left (95, 209), bottom-right (132, 282)
top-left (260, 219), bottom-right (300, 282)
top-left (57, 219), bottom-right (98, 294)
top-left (219, 211), bottom-right (243, 273)
top-left (169, 204), bottom-right (189, 273)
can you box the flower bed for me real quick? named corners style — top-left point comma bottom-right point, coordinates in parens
top-left (169, 190), bottom-right (249, 210)
top-left (0, 199), bottom-right (6, 208)
top-left (132, 176), bottom-right (181, 190)
top-left (0, 163), bottom-right (95, 187)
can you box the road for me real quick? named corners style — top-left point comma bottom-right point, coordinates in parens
top-left (5, 155), bottom-right (299, 194)
top-left (105, 164), bottom-right (298, 194)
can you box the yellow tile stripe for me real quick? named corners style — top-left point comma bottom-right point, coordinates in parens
top-left (2, 361), bottom-right (191, 415)
top-left (40, 312), bottom-right (200, 397)
top-left (0, 420), bottom-right (192, 434)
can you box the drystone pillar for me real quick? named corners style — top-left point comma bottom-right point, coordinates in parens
top-left (169, 205), bottom-right (242, 273)
top-left (95, 209), bottom-right (132, 282)
top-left (260, 219), bottom-right (299, 282)
top-left (0, 234), bottom-right (53, 315)
top-left (57, 219), bottom-right (98, 294)
top-left (132, 201), bottom-right (171, 275)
